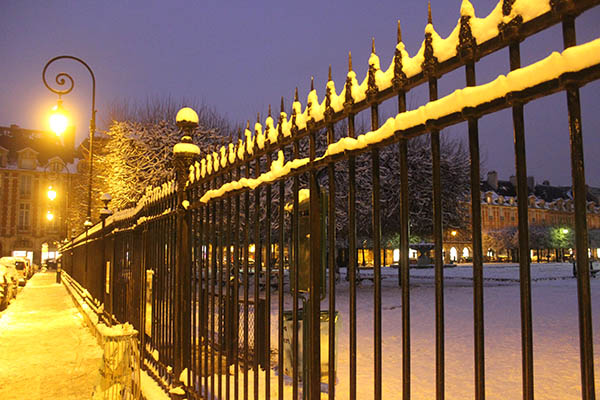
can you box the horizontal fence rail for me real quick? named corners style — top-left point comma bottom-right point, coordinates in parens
top-left (61, 1), bottom-right (599, 399)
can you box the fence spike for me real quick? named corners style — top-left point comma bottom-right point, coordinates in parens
top-left (280, 96), bottom-right (285, 113)
top-left (294, 87), bottom-right (299, 102)
top-left (310, 76), bottom-right (314, 91)
top-left (257, 112), bottom-right (261, 123)
top-left (268, 104), bottom-right (272, 117)
top-left (397, 20), bottom-right (402, 44)
top-left (372, 37), bottom-right (376, 54)
top-left (428, 1), bottom-right (433, 24)
top-left (328, 65), bottom-right (332, 82)
top-left (349, 51), bottom-right (353, 71)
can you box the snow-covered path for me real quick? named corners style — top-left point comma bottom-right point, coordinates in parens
top-left (0, 272), bottom-right (103, 400)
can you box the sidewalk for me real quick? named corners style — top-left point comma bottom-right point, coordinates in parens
top-left (0, 272), bottom-right (103, 400)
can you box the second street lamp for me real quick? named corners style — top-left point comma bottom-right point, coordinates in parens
top-left (43, 55), bottom-right (97, 225)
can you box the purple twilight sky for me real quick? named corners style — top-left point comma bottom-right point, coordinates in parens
top-left (1, 0), bottom-right (599, 186)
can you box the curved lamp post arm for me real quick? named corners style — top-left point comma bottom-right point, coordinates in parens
top-left (42, 55), bottom-right (96, 222)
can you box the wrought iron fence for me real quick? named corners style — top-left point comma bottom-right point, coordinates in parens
top-left (61, 1), bottom-right (600, 399)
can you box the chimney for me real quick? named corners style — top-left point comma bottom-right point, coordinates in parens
top-left (509, 175), bottom-right (517, 187)
top-left (487, 170), bottom-right (498, 190)
top-left (527, 176), bottom-right (535, 190)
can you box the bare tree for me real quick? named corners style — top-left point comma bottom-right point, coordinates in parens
top-left (97, 97), bottom-right (234, 210)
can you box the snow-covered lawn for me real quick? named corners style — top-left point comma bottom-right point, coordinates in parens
top-left (0, 273), bottom-right (103, 400)
top-left (207, 262), bottom-right (599, 399)
top-left (330, 262), bottom-right (600, 399)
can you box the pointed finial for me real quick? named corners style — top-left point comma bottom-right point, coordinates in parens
top-left (268, 104), bottom-right (272, 117)
top-left (237, 128), bottom-right (242, 140)
top-left (371, 37), bottom-right (376, 54)
top-left (257, 113), bottom-right (260, 123)
top-left (397, 20), bottom-right (402, 43)
top-left (348, 51), bottom-right (353, 71)
top-left (246, 120), bottom-right (250, 130)
top-left (280, 96), bottom-right (285, 113)
top-left (310, 76), bottom-right (314, 91)
top-left (428, 1), bottom-right (432, 25)
top-left (294, 87), bottom-right (299, 101)
top-left (328, 65), bottom-right (332, 82)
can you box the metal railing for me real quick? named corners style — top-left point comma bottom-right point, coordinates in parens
top-left (61, 1), bottom-right (599, 399)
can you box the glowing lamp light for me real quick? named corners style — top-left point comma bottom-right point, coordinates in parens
top-left (46, 211), bottom-right (54, 221)
top-left (562, 228), bottom-right (569, 234)
top-left (451, 230), bottom-right (457, 237)
top-left (47, 186), bottom-right (57, 201)
top-left (49, 100), bottom-right (69, 136)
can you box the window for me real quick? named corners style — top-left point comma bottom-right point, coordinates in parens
top-left (18, 203), bottom-right (30, 231)
top-left (20, 175), bottom-right (32, 198)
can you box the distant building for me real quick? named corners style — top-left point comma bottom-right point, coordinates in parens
top-left (444, 171), bottom-right (600, 263)
top-left (0, 124), bottom-right (77, 264)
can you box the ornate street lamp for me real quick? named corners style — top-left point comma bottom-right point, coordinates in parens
top-left (43, 55), bottom-right (97, 224)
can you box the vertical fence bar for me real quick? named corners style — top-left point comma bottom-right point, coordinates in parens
top-left (278, 177), bottom-right (285, 400)
top-left (429, 75), bottom-right (445, 400)
top-left (254, 155), bottom-right (262, 400)
top-left (160, 216), bottom-right (166, 371)
top-left (347, 112), bottom-right (357, 400)
top-left (172, 197), bottom-right (178, 376)
top-left (202, 184), bottom-right (209, 397)
top-left (218, 179), bottom-right (224, 400)
top-left (194, 193), bottom-right (202, 394)
top-left (243, 160), bottom-right (250, 400)
top-left (465, 59), bottom-right (485, 400)
top-left (292, 121), bottom-right (300, 400)
top-left (327, 120), bottom-right (336, 400)
top-left (562, 14), bottom-right (595, 400)
top-left (308, 113), bottom-right (322, 400)
top-left (211, 182), bottom-right (218, 400)
top-left (370, 102), bottom-right (382, 400)
top-left (509, 41), bottom-right (534, 400)
top-left (234, 162), bottom-right (241, 400)
top-left (226, 175), bottom-right (232, 400)
top-left (265, 150), bottom-right (272, 400)
top-left (397, 91), bottom-right (411, 400)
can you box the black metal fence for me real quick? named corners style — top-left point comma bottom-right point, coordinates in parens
top-left (61, 1), bottom-right (599, 399)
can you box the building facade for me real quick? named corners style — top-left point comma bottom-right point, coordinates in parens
top-left (0, 124), bottom-right (76, 264)
top-left (443, 171), bottom-right (600, 263)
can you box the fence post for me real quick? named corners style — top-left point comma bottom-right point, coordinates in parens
top-left (173, 108), bottom-right (200, 388)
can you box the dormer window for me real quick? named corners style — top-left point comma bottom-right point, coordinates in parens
top-left (17, 147), bottom-right (39, 170)
top-left (47, 157), bottom-right (65, 173)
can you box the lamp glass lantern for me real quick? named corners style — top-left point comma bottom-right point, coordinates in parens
top-left (49, 100), bottom-right (69, 136)
top-left (47, 186), bottom-right (57, 201)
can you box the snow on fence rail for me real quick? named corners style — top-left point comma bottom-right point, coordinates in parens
top-left (60, 1), bottom-right (600, 399)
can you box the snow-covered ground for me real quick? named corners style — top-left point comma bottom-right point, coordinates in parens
top-left (0, 273), bottom-right (103, 400)
top-left (203, 262), bottom-right (599, 399)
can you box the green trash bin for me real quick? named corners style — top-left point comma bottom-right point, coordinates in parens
top-left (282, 310), bottom-right (339, 385)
